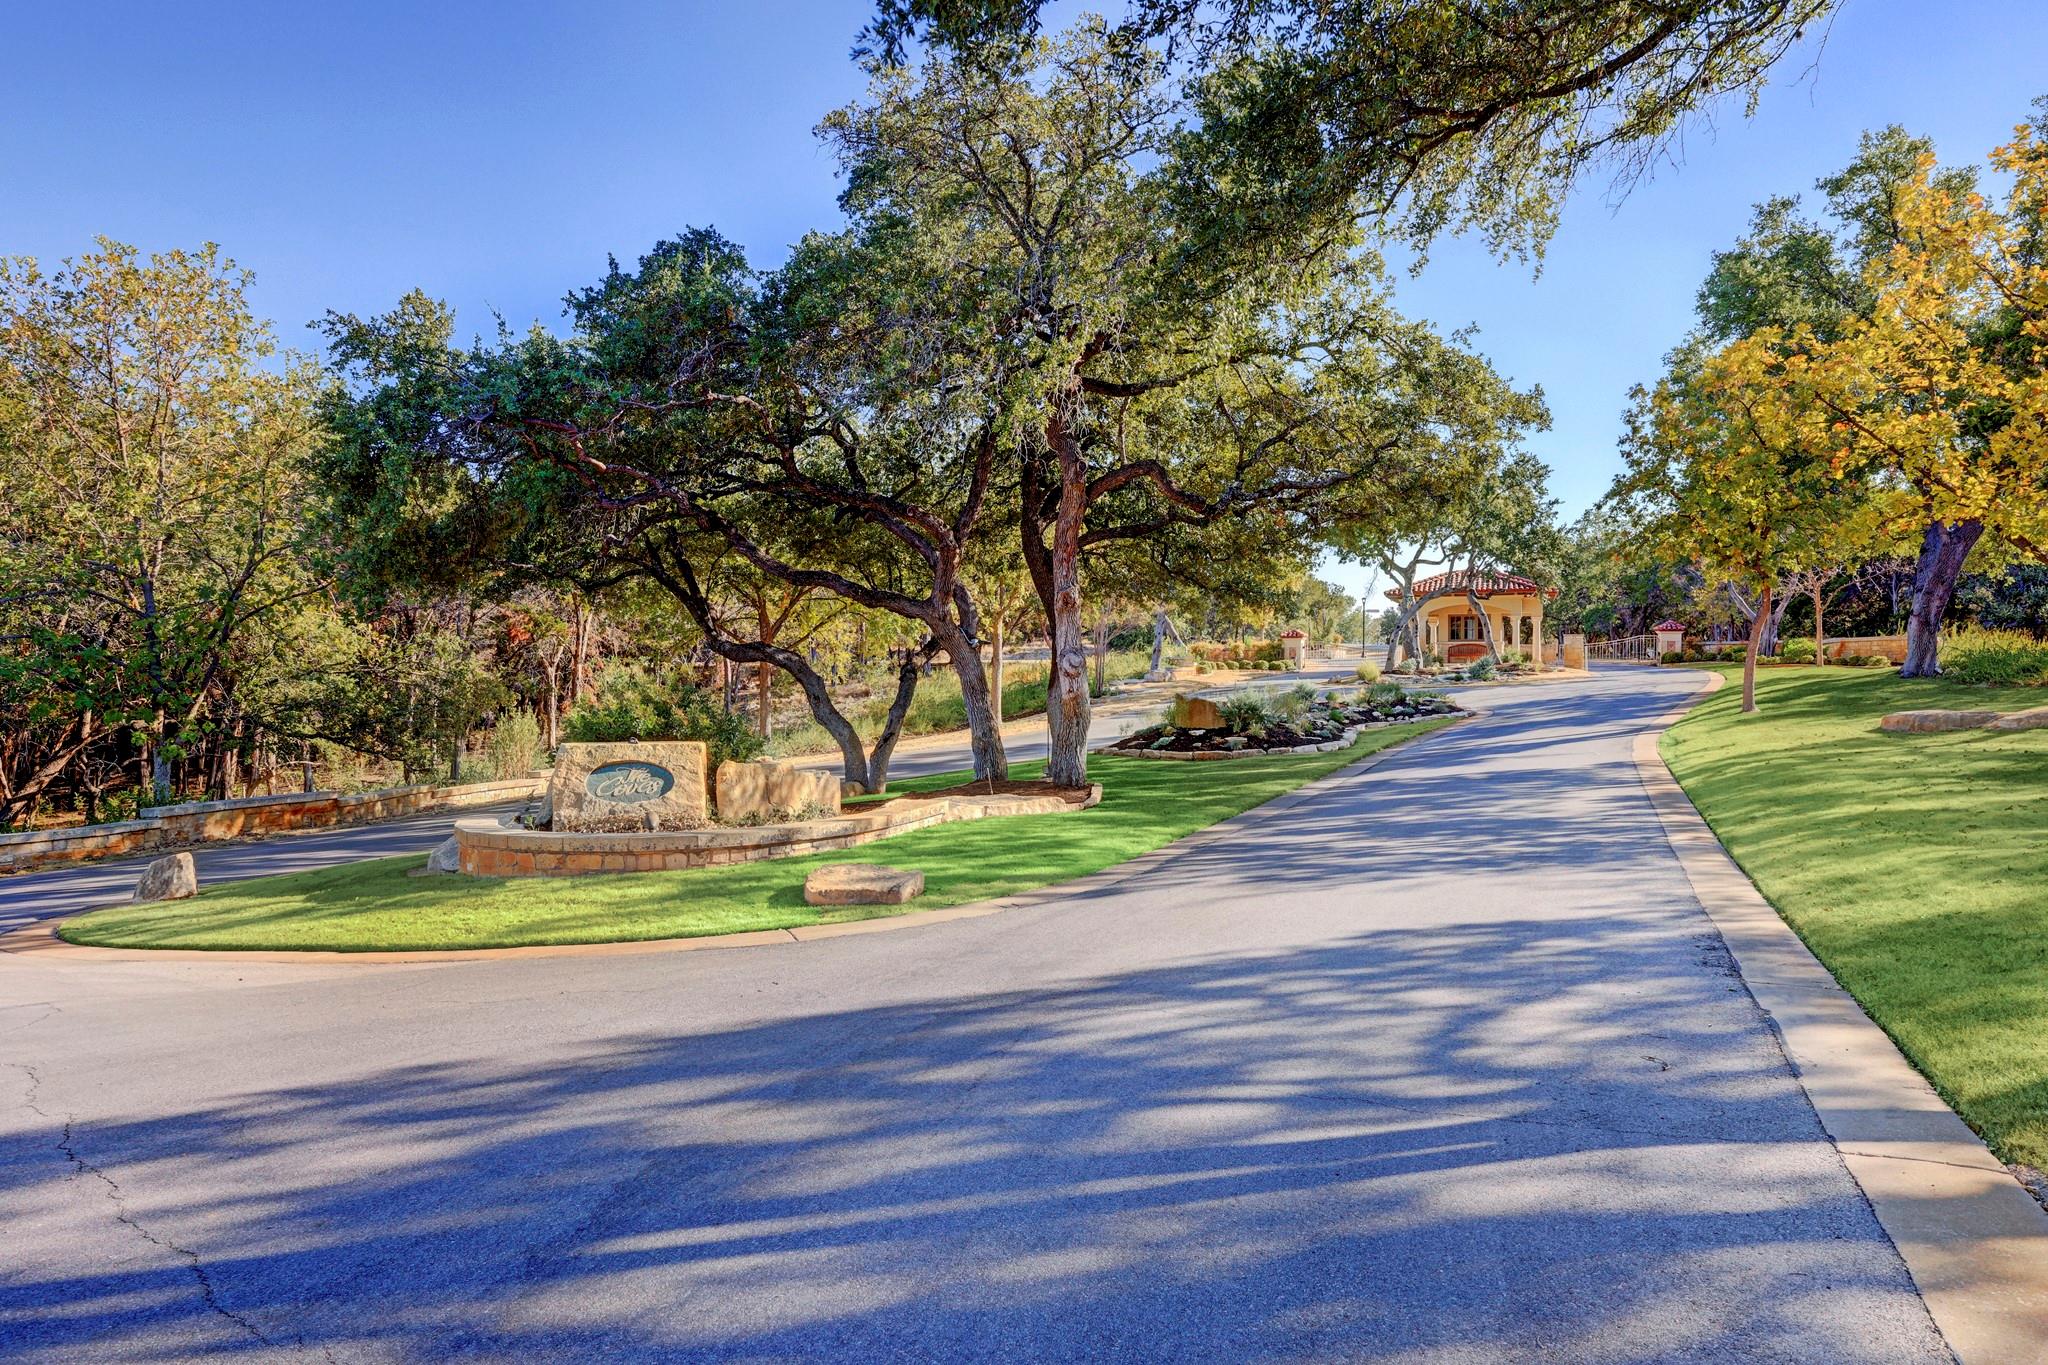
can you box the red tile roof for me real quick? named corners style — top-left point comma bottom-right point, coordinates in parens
top-left (1654, 619), bottom-right (1686, 631)
top-left (1387, 570), bottom-right (1558, 602)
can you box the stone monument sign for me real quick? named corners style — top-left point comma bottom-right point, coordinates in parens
top-left (548, 741), bottom-right (708, 831)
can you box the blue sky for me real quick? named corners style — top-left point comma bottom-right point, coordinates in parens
top-left (7, 1), bottom-right (2046, 603)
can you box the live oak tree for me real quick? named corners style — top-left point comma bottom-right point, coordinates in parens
top-left (831, 26), bottom-right (1545, 783)
top-left (1333, 447), bottom-right (1557, 670)
top-left (867, 0), bottom-right (1840, 263)
top-left (319, 233), bottom-right (1016, 792)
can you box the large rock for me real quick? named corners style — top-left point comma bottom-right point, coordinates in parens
top-left (425, 836), bottom-right (462, 874)
top-left (1879, 710), bottom-right (2003, 734)
top-left (716, 760), bottom-right (843, 824)
top-left (1168, 694), bottom-right (1223, 729)
top-left (548, 741), bottom-right (708, 832)
top-left (803, 863), bottom-right (924, 906)
top-left (1984, 705), bottom-right (2048, 732)
top-left (134, 852), bottom-right (197, 902)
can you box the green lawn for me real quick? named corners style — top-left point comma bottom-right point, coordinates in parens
top-left (1662, 665), bottom-right (2048, 1169)
top-left (63, 721), bottom-right (1451, 954)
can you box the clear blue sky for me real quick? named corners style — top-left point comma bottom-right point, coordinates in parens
top-left (7, 1), bottom-right (2045, 604)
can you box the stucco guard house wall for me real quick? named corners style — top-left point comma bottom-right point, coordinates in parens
top-left (1389, 571), bottom-right (1559, 665)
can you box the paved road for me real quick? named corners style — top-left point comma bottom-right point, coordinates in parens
top-left (0, 658), bottom-right (1363, 928)
top-left (0, 671), bottom-right (1950, 1361)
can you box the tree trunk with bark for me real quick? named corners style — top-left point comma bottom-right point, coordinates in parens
top-left (1029, 401), bottom-right (1094, 788)
top-left (1813, 582), bottom-right (1826, 666)
top-left (937, 621), bottom-right (1009, 784)
top-left (1901, 519), bottom-right (1984, 678)
top-left (1742, 581), bottom-right (1771, 713)
top-left (1467, 590), bottom-right (1502, 662)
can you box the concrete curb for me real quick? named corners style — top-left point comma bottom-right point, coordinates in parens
top-left (3, 718), bottom-right (1464, 968)
top-left (1638, 668), bottom-right (2048, 1362)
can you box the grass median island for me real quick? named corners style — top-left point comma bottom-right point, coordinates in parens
top-left (61, 720), bottom-right (1452, 954)
top-left (1661, 664), bottom-right (2048, 1170)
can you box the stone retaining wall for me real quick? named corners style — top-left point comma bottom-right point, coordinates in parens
top-left (0, 778), bottom-right (545, 875)
top-left (456, 785), bottom-right (1101, 877)
top-left (1822, 634), bottom-right (1909, 663)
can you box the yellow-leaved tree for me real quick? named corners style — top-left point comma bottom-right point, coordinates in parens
top-left (1715, 124), bottom-right (2048, 675)
top-left (1615, 344), bottom-right (1879, 712)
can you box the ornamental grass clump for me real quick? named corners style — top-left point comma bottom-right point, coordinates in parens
top-left (1219, 692), bottom-right (1273, 736)
top-left (1941, 625), bottom-right (2048, 686)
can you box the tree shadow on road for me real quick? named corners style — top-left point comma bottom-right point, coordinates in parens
top-left (1, 910), bottom-right (1946, 1362)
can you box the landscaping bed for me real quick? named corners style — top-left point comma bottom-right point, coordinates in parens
top-left (59, 723), bottom-right (1454, 953)
top-left (1662, 664), bottom-right (2048, 1171)
top-left (1107, 683), bottom-right (1463, 758)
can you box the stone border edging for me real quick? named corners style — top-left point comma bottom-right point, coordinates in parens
top-left (454, 784), bottom-right (1103, 876)
top-left (3, 718), bottom-right (1465, 967)
top-left (1637, 668), bottom-right (2048, 1361)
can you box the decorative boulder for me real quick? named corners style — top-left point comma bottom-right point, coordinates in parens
top-left (134, 852), bottom-right (198, 902)
top-left (425, 837), bottom-right (462, 874)
top-left (1984, 706), bottom-right (2048, 732)
top-left (803, 864), bottom-right (925, 906)
top-left (1168, 695), bottom-right (1223, 729)
top-left (547, 741), bottom-right (708, 832)
top-left (716, 761), bottom-right (843, 824)
top-left (1879, 710), bottom-right (2003, 734)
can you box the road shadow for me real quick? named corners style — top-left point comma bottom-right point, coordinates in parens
top-left (1, 912), bottom-right (1944, 1361)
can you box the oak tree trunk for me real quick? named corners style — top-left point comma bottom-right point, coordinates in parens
top-left (1901, 519), bottom-right (1984, 678)
top-left (1032, 404), bottom-right (1093, 788)
top-left (940, 623), bottom-right (1010, 783)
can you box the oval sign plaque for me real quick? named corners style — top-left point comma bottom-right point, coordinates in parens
top-left (586, 761), bottom-right (675, 804)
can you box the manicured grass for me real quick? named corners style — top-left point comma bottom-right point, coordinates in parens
top-left (1662, 665), bottom-right (2048, 1169)
top-left (63, 721), bottom-right (1452, 954)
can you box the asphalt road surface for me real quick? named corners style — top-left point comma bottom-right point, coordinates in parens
top-left (0, 670), bottom-right (1951, 1361)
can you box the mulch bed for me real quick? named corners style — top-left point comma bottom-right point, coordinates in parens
top-left (1107, 697), bottom-right (1463, 757)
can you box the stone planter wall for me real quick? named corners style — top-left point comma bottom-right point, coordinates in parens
top-left (455, 784), bottom-right (1102, 878)
top-left (0, 778), bottom-right (545, 875)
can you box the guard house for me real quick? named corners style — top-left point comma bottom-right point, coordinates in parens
top-left (1388, 570), bottom-right (1558, 665)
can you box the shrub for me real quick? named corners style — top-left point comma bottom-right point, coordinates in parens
top-left (1368, 681), bottom-right (1406, 706)
top-left (483, 708), bottom-right (544, 778)
top-left (1942, 625), bottom-right (2048, 686)
top-left (1194, 662), bottom-right (1212, 674)
top-left (563, 665), bottom-right (764, 769)
top-left (1271, 687), bottom-right (1313, 725)
top-left (1660, 650), bottom-right (1684, 665)
top-left (1467, 655), bottom-right (1496, 681)
top-left (1354, 660), bottom-right (1381, 684)
top-left (1219, 692), bottom-right (1272, 735)
top-left (1719, 644), bottom-right (1749, 662)
top-left (1860, 655), bottom-right (1892, 668)
top-left (1779, 638), bottom-right (1817, 664)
